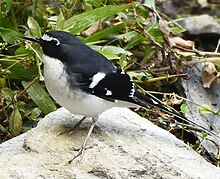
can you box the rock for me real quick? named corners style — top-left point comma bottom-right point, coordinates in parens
top-left (0, 107), bottom-right (220, 178)
top-left (157, 1), bottom-right (220, 19)
top-left (179, 15), bottom-right (220, 52)
top-left (178, 64), bottom-right (220, 161)
top-left (180, 15), bottom-right (220, 35)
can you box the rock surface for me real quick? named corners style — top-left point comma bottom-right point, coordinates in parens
top-left (178, 63), bottom-right (220, 159)
top-left (1, 107), bottom-right (220, 179)
top-left (180, 15), bottom-right (220, 52)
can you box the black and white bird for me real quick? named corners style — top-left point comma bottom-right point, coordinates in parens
top-left (24, 30), bottom-right (218, 162)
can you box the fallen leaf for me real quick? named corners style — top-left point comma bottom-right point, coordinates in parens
top-left (82, 20), bottom-right (103, 37)
top-left (169, 36), bottom-right (195, 50)
top-left (159, 19), bottom-right (170, 37)
top-left (202, 62), bottom-right (220, 88)
top-left (163, 93), bottom-right (183, 106)
top-left (158, 19), bottom-right (172, 46)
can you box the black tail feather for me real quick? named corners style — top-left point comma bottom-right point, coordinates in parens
top-left (134, 91), bottom-right (219, 139)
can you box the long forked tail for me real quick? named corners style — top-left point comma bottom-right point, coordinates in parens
top-left (134, 91), bottom-right (219, 139)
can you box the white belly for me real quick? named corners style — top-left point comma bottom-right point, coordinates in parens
top-left (43, 55), bottom-right (136, 117)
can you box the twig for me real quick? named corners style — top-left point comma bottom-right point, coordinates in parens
top-left (134, 73), bottom-right (187, 84)
top-left (13, 76), bottom-right (39, 102)
top-left (146, 91), bottom-right (220, 116)
top-left (25, 42), bottom-right (44, 80)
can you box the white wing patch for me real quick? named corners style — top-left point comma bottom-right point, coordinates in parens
top-left (41, 34), bottom-right (60, 46)
top-left (89, 72), bottom-right (106, 89)
top-left (105, 89), bottom-right (112, 96)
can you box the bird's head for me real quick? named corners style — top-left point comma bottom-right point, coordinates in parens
top-left (24, 30), bottom-right (81, 58)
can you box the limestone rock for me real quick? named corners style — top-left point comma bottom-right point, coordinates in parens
top-left (1, 107), bottom-right (220, 178)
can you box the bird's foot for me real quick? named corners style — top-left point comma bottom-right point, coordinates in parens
top-left (69, 116), bottom-right (98, 163)
top-left (69, 144), bottom-right (94, 163)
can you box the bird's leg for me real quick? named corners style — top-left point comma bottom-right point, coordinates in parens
top-left (69, 116), bottom-right (98, 163)
top-left (69, 116), bottom-right (87, 135)
top-left (58, 116), bottom-right (87, 135)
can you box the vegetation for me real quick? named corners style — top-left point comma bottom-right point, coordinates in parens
top-left (0, 0), bottom-right (219, 165)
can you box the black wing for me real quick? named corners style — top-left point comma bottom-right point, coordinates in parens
top-left (60, 42), bottom-right (117, 90)
top-left (90, 68), bottom-right (135, 103)
top-left (61, 42), bottom-right (116, 76)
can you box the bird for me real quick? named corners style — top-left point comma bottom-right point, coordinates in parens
top-left (23, 30), bottom-right (219, 163)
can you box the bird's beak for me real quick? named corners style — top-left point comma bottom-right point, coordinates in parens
top-left (23, 36), bottom-right (41, 43)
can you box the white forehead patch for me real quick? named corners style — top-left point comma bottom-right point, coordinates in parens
top-left (41, 34), bottom-right (60, 46)
top-left (89, 72), bottom-right (106, 89)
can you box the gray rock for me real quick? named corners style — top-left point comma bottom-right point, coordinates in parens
top-left (180, 15), bottom-right (220, 35)
top-left (0, 107), bottom-right (220, 179)
top-left (179, 14), bottom-right (220, 52)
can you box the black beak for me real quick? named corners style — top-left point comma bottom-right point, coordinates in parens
top-left (23, 36), bottom-right (41, 43)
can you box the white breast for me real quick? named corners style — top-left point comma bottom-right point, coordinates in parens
top-left (42, 55), bottom-right (137, 117)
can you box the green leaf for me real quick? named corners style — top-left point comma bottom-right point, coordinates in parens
top-left (90, 44), bottom-right (133, 60)
top-left (117, 55), bottom-right (128, 70)
top-left (116, 31), bottom-right (139, 41)
top-left (84, 20), bottom-right (137, 43)
top-left (170, 26), bottom-right (186, 35)
top-left (66, 3), bottom-right (135, 34)
top-left (56, 11), bottom-right (65, 30)
top-left (29, 108), bottom-right (41, 121)
top-left (143, 0), bottom-right (156, 10)
top-left (1, 87), bottom-right (14, 102)
top-left (180, 104), bottom-right (189, 114)
top-left (3, 0), bottom-right (12, 13)
top-left (0, 77), bottom-right (6, 87)
top-left (125, 32), bottom-right (146, 50)
top-left (142, 45), bottom-right (155, 63)
top-left (0, 27), bottom-right (22, 43)
top-left (148, 27), bottom-right (163, 41)
top-left (22, 81), bottom-right (57, 114)
top-left (198, 105), bottom-right (213, 114)
top-left (0, 58), bottom-right (38, 79)
top-left (91, 45), bottom-right (132, 56)
top-left (15, 45), bottom-right (31, 56)
top-left (27, 16), bottom-right (41, 37)
top-left (202, 131), bottom-right (208, 140)
top-left (9, 106), bottom-right (22, 137)
top-left (96, 50), bottom-right (120, 60)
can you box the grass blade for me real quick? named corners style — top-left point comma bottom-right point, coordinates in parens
top-left (22, 81), bottom-right (57, 114)
top-left (65, 3), bottom-right (135, 34)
